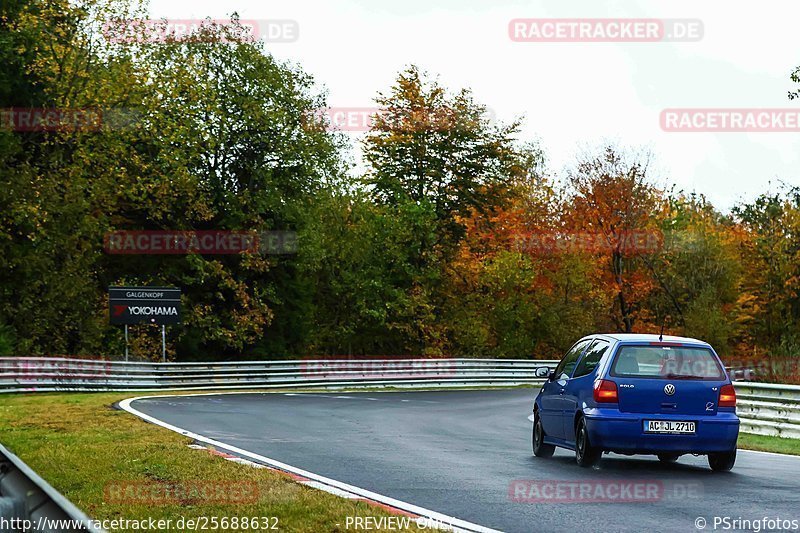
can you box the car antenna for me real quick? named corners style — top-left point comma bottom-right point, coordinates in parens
top-left (659, 316), bottom-right (668, 342)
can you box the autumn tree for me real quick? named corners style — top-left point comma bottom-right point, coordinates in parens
top-left (564, 146), bottom-right (663, 333)
top-left (444, 172), bottom-right (610, 358)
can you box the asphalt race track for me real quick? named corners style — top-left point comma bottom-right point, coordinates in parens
top-left (129, 390), bottom-right (800, 533)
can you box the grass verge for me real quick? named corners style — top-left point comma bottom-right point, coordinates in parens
top-left (737, 432), bottom-right (800, 456)
top-left (0, 391), bottom-right (426, 532)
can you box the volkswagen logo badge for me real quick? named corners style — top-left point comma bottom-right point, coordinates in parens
top-left (664, 383), bottom-right (676, 396)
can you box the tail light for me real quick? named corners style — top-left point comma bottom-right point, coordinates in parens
top-left (593, 379), bottom-right (618, 403)
top-left (719, 384), bottom-right (736, 407)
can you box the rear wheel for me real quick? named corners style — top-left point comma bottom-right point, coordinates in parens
top-left (533, 412), bottom-right (555, 457)
top-left (575, 417), bottom-right (601, 467)
top-left (657, 453), bottom-right (680, 463)
top-left (708, 449), bottom-right (736, 472)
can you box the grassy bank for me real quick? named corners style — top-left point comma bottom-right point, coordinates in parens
top-left (0, 391), bottom-right (424, 532)
top-left (737, 432), bottom-right (800, 456)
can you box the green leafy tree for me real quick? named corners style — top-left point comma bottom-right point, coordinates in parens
top-left (646, 194), bottom-right (743, 353)
top-left (359, 66), bottom-right (531, 352)
top-left (0, 0), bottom-right (344, 358)
top-left (733, 187), bottom-right (800, 351)
top-left (364, 65), bottom-right (527, 249)
top-left (789, 64), bottom-right (800, 100)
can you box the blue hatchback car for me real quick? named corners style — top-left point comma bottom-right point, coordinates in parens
top-left (533, 334), bottom-right (739, 471)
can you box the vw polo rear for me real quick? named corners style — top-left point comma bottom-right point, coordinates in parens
top-left (585, 340), bottom-right (739, 469)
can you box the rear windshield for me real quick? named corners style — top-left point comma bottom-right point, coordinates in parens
top-left (610, 345), bottom-right (725, 380)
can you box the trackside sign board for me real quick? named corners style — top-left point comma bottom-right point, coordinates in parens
top-left (109, 286), bottom-right (181, 325)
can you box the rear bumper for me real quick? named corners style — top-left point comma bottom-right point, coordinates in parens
top-left (583, 408), bottom-right (739, 454)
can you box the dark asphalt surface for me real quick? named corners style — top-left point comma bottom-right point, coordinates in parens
top-left (130, 390), bottom-right (800, 533)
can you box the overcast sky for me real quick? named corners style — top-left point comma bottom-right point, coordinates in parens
top-left (147, 0), bottom-right (800, 211)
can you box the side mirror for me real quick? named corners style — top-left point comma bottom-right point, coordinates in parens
top-left (535, 367), bottom-right (550, 378)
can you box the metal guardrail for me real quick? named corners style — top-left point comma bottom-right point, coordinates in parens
top-left (1, 356), bottom-right (800, 438)
top-left (0, 443), bottom-right (102, 532)
top-left (0, 357), bottom-right (557, 393)
top-left (734, 382), bottom-right (800, 439)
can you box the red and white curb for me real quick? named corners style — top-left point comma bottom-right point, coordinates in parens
top-left (118, 393), bottom-right (501, 533)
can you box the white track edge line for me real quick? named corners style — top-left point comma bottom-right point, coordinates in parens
top-left (737, 448), bottom-right (800, 459)
top-left (117, 393), bottom-right (503, 533)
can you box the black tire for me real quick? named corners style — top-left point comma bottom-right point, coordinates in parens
top-left (708, 449), bottom-right (736, 472)
top-left (575, 417), bottom-right (601, 467)
top-left (533, 412), bottom-right (555, 457)
top-left (657, 453), bottom-right (680, 463)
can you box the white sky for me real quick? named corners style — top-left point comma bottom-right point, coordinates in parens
top-left (147, 0), bottom-right (800, 210)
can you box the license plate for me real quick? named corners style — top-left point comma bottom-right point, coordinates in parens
top-left (644, 420), bottom-right (696, 434)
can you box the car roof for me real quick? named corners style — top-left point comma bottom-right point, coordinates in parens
top-left (586, 333), bottom-right (710, 346)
